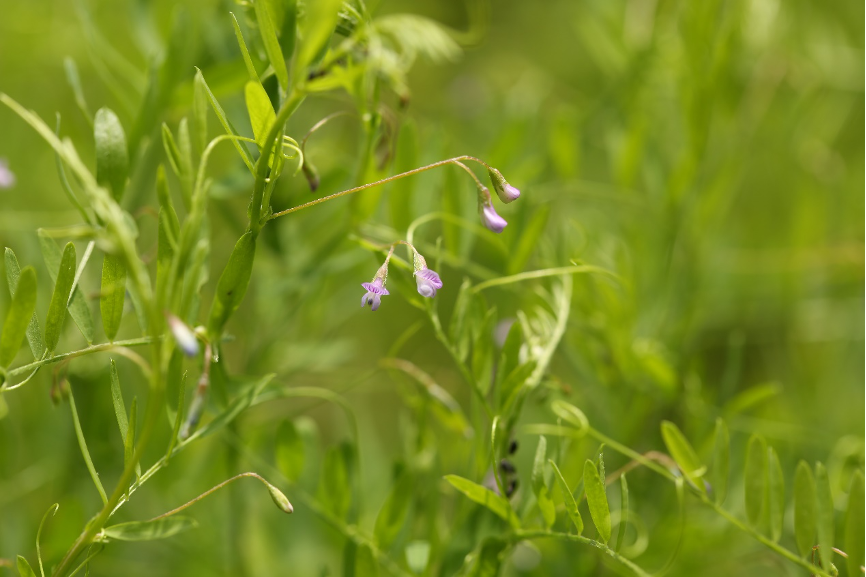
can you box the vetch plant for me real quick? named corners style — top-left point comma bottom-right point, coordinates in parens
top-left (0, 1), bottom-right (862, 576)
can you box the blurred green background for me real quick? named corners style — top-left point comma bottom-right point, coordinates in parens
top-left (0, 0), bottom-right (863, 575)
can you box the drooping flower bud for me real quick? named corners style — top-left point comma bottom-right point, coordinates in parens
top-left (167, 314), bottom-right (200, 357)
top-left (361, 262), bottom-right (390, 311)
top-left (412, 252), bottom-right (443, 298)
top-left (488, 168), bottom-right (520, 203)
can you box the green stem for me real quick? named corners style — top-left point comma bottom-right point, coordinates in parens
top-left (4, 337), bottom-right (155, 382)
top-left (513, 530), bottom-right (651, 577)
top-left (472, 265), bottom-right (618, 293)
top-left (268, 156), bottom-right (491, 221)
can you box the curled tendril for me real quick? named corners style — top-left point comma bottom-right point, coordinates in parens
top-left (551, 400), bottom-right (590, 436)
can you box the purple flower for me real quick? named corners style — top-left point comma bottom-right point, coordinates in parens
top-left (0, 159), bottom-right (16, 189)
top-left (414, 268), bottom-right (443, 298)
top-left (488, 168), bottom-right (520, 203)
top-left (167, 314), bottom-right (199, 357)
top-left (361, 277), bottom-right (389, 311)
top-left (481, 202), bottom-right (508, 233)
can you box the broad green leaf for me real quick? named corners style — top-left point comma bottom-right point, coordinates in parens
top-left (355, 543), bottom-right (378, 577)
top-left (767, 447), bottom-right (785, 542)
top-left (815, 462), bottom-right (834, 570)
top-left (844, 470), bottom-right (865, 577)
top-left (94, 107), bottom-right (128, 200)
top-left (712, 418), bottom-right (730, 505)
top-left (195, 69), bottom-right (256, 174)
top-left (0, 265), bottom-right (37, 367)
top-left (615, 473), bottom-right (629, 553)
top-left (793, 460), bottom-right (818, 558)
top-left (660, 421), bottom-right (706, 494)
top-left (374, 470), bottom-right (413, 548)
top-left (4, 249), bottom-right (44, 359)
top-left (104, 516), bottom-right (197, 541)
top-left (444, 475), bottom-right (520, 529)
top-left (550, 399), bottom-right (589, 435)
top-left (532, 436), bottom-right (556, 528)
top-left (16, 555), bottom-right (37, 577)
top-left (295, 0), bottom-right (342, 82)
top-left (744, 434), bottom-right (767, 527)
top-left (207, 232), bottom-right (256, 336)
top-left (549, 459), bottom-right (583, 534)
top-left (254, 0), bottom-right (289, 91)
top-left (583, 459), bottom-right (611, 542)
top-left (100, 253), bottom-right (126, 341)
top-left (44, 242), bottom-right (77, 353)
top-left (275, 419), bottom-right (305, 482)
top-left (319, 445), bottom-right (350, 519)
top-left (192, 71), bottom-right (208, 153)
top-left (38, 231), bottom-right (93, 344)
top-left (245, 81), bottom-right (276, 148)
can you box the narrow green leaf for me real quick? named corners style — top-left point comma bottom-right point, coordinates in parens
top-left (295, 0), bottom-right (342, 81)
top-left (279, 0), bottom-right (297, 63)
top-left (355, 543), bottom-right (378, 577)
top-left (176, 118), bottom-right (193, 206)
top-left (0, 265), bottom-right (37, 367)
top-left (195, 69), bottom-right (256, 174)
top-left (63, 57), bottom-right (92, 123)
top-left (744, 434), bottom-right (767, 527)
top-left (844, 470), bottom-right (865, 577)
top-left (100, 253), bottom-right (126, 341)
top-left (532, 436), bottom-right (556, 528)
top-left (44, 242), bottom-right (77, 353)
top-left (231, 13), bottom-right (259, 81)
top-left (245, 81), bottom-right (276, 148)
top-left (4, 249), bottom-right (44, 360)
top-left (319, 445), bottom-right (350, 519)
top-left (125, 397), bottom-right (138, 480)
top-left (254, 0), bottom-right (289, 92)
top-left (549, 460), bottom-right (583, 534)
top-left (110, 359), bottom-right (129, 443)
top-left (615, 473), bottom-right (629, 553)
top-left (374, 470), bottom-right (413, 548)
top-left (94, 107), bottom-right (128, 200)
top-left (38, 231), bottom-right (93, 344)
top-left (794, 460), bottom-right (818, 558)
top-left (192, 72), bottom-right (208, 154)
top-left (161, 123), bottom-right (183, 180)
top-left (68, 386), bottom-right (108, 504)
top-left (660, 421), bottom-right (706, 494)
top-left (712, 418), bottom-right (730, 505)
top-left (583, 459), bottom-right (611, 542)
top-left (275, 419), bottom-right (305, 482)
top-left (767, 447), bottom-right (785, 542)
top-left (103, 516), bottom-right (198, 541)
top-left (16, 555), bottom-right (37, 577)
top-left (444, 475), bottom-right (520, 529)
top-left (815, 462), bottom-right (835, 570)
top-left (207, 231), bottom-right (256, 336)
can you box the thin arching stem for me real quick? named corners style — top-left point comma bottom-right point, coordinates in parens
top-left (268, 156), bottom-right (491, 220)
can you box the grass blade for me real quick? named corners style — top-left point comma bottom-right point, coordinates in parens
top-left (68, 385), bottom-right (108, 504)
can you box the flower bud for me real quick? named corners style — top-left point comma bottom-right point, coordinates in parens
top-left (412, 252), bottom-right (443, 298)
top-left (167, 314), bottom-right (199, 357)
top-left (302, 160), bottom-right (320, 192)
top-left (488, 168), bottom-right (520, 203)
top-left (361, 262), bottom-right (390, 311)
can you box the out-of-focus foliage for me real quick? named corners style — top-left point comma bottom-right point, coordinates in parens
top-left (0, 0), bottom-right (862, 576)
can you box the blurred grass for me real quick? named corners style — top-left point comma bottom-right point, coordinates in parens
top-left (0, 0), bottom-right (863, 575)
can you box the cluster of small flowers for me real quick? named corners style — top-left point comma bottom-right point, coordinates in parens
top-left (361, 167), bottom-right (520, 311)
top-left (361, 245), bottom-right (442, 312)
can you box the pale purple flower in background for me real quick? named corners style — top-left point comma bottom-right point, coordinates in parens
top-left (488, 167), bottom-right (520, 203)
top-left (361, 277), bottom-right (389, 311)
top-left (480, 202), bottom-right (508, 233)
top-left (0, 159), bottom-right (16, 189)
top-left (167, 314), bottom-right (200, 356)
top-left (414, 268), bottom-right (443, 298)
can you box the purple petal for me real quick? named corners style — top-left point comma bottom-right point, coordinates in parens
top-left (481, 204), bottom-right (508, 233)
top-left (361, 281), bottom-right (389, 295)
top-left (414, 268), bottom-right (443, 289)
